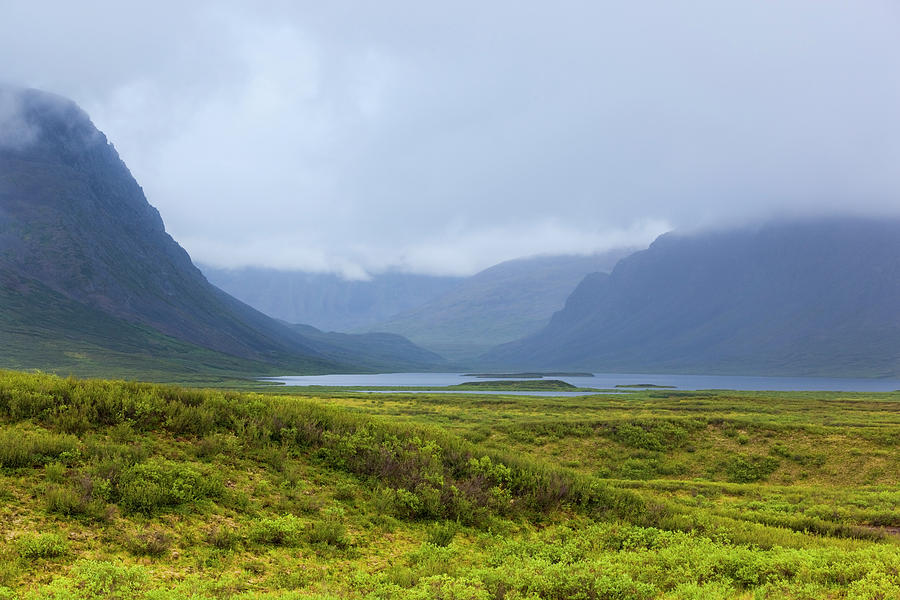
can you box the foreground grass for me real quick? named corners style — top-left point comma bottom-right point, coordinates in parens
top-left (0, 370), bottom-right (898, 599)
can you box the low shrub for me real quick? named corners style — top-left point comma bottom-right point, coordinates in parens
top-left (44, 473), bottom-right (116, 522)
top-left (307, 507), bottom-right (349, 548)
top-left (605, 419), bottom-right (699, 451)
top-left (307, 519), bottom-right (349, 548)
top-left (333, 482), bottom-right (357, 502)
top-left (195, 433), bottom-right (240, 460)
top-left (770, 443), bottom-right (826, 467)
top-left (44, 462), bottom-right (67, 483)
top-left (619, 458), bottom-right (658, 480)
top-left (247, 515), bottom-right (305, 547)
top-left (117, 458), bottom-right (223, 514)
top-left (205, 526), bottom-right (239, 550)
top-left (64, 560), bottom-right (149, 599)
top-left (426, 521), bottom-right (459, 547)
top-left (725, 455), bottom-right (780, 483)
top-left (0, 427), bottom-right (79, 468)
top-left (16, 533), bottom-right (68, 559)
top-left (45, 484), bottom-right (86, 516)
top-left (127, 528), bottom-right (172, 557)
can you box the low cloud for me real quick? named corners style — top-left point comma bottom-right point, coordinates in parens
top-left (1, 1), bottom-right (899, 276)
top-left (0, 86), bottom-right (39, 150)
top-left (191, 218), bottom-right (669, 279)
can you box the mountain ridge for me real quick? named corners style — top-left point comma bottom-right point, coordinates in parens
top-left (483, 218), bottom-right (900, 377)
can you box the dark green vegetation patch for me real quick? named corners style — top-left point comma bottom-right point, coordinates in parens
top-left (449, 379), bottom-right (579, 391)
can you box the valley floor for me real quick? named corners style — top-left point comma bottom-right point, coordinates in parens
top-left (0, 370), bottom-right (898, 599)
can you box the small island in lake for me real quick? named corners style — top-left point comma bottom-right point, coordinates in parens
top-left (464, 372), bottom-right (594, 379)
top-left (615, 383), bottom-right (677, 388)
top-left (450, 379), bottom-right (580, 391)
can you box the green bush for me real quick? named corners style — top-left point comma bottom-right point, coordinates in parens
top-left (333, 482), bottom-right (356, 502)
top-left (426, 521), bottom-right (459, 547)
top-left (606, 419), bottom-right (698, 451)
top-left (307, 519), bottom-right (349, 548)
top-left (619, 458), bottom-right (658, 480)
top-left (44, 462), bottom-right (67, 483)
top-left (587, 481), bottom-right (651, 524)
top-left (195, 433), bottom-right (240, 460)
top-left (247, 515), bottom-right (305, 547)
top-left (44, 477), bottom-right (113, 522)
top-left (380, 487), bottom-right (429, 519)
top-left (64, 560), bottom-right (149, 599)
top-left (16, 533), bottom-right (68, 559)
top-left (45, 484), bottom-right (85, 516)
top-left (117, 458), bottom-right (223, 514)
top-left (770, 443), bottom-right (826, 466)
top-left (306, 507), bottom-right (349, 548)
top-left (386, 543), bottom-right (459, 588)
top-left (725, 455), bottom-right (780, 483)
top-left (0, 372), bottom-right (612, 524)
top-left (0, 427), bottom-right (79, 468)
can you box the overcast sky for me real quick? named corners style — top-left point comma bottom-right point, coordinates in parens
top-left (2, 1), bottom-right (899, 278)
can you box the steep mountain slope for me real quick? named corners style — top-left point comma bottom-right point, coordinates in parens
top-left (202, 266), bottom-right (462, 332)
top-left (484, 218), bottom-right (900, 377)
top-left (371, 250), bottom-right (634, 360)
top-left (0, 268), bottom-right (287, 380)
top-left (0, 86), bottom-right (441, 377)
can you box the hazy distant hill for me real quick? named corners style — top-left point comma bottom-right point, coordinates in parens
top-left (372, 250), bottom-right (634, 361)
top-left (0, 86), bottom-right (442, 378)
top-left (284, 323), bottom-right (444, 368)
top-left (202, 266), bottom-right (462, 332)
top-left (484, 219), bottom-right (900, 377)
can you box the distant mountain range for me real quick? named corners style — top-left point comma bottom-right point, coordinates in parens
top-left (484, 218), bottom-right (900, 377)
top-left (201, 267), bottom-right (462, 332)
top-left (371, 251), bottom-right (633, 361)
top-left (4, 86), bottom-right (896, 381)
top-left (204, 251), bottom-right (635, 363)
top-left (0, 86), bottom-right (443, 379)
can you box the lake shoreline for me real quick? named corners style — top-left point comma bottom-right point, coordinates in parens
top-left (261, 372), bottom-right (900, 393)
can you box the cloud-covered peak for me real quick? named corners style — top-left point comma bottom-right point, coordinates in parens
top-left (2, 2), bottom-right (898, 276)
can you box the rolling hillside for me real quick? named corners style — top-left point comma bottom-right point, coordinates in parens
top-left (2, 370), bottom-right (899, 598)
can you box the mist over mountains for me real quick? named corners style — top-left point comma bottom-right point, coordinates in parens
top-left (204, 250), bottom-right (634, 362)
top-left (2, 85), bottom-right (899, 380)
top-left (484, 218), bottom-right (900, 377)
top-left (370, 251), bottom-right (633, 361)
top-left (201, 267), bottom-right (462, 333)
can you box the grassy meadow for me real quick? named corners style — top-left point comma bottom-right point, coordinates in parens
top-left (0, 370), bottom-right (898, 599)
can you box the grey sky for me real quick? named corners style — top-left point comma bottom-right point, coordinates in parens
top-left (2, 1), bottom-right (899, 278)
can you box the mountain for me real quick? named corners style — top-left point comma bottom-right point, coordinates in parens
top-left (201, 266), bottom-right (462, 332)
top-left (0, 86), bottom-right (441, 378)
top-left (371, 250), bottom-right (634, 361)
top-left (483, 218), bottom-right (900, 377)
top-left (285, 323), bottom-right (443, 368)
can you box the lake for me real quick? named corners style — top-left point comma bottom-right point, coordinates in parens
top-left (263, 372), bottom-right (900, 392)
